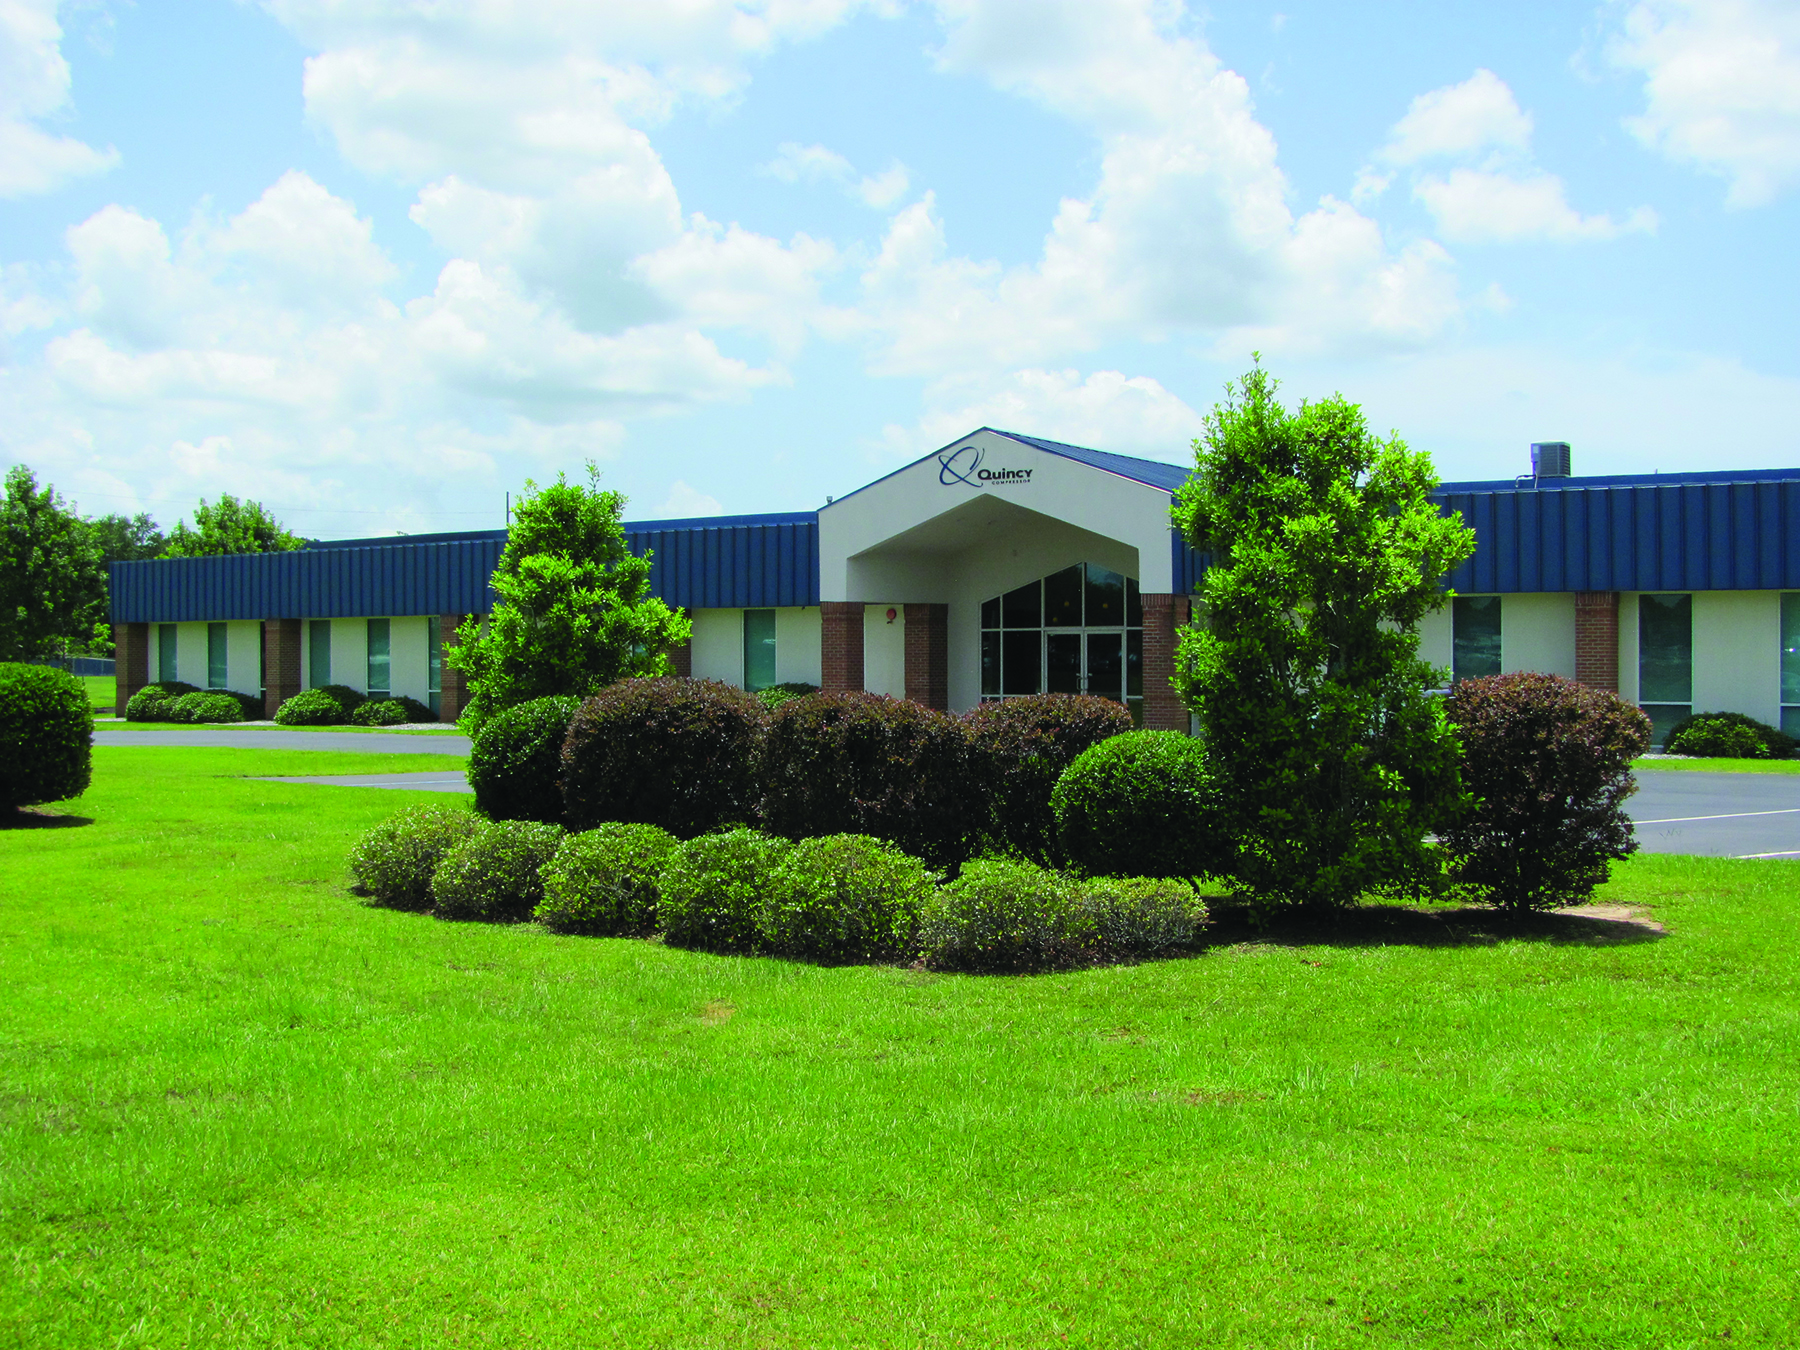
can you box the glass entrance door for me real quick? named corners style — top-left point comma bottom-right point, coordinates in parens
top-left (980, 563), bottom-right (1144, 721)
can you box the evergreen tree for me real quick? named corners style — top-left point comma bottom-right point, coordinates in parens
top-left (1170, 364), bottom-right (1476, 911)
top-left (0, 466), bottom-right (108, 662)
top-left (448, 464), bottom-right (690, 733)
top-left (161, 494), bottom-right (303, 556)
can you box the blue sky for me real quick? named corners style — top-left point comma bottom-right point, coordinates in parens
top-left (2, 0), bottom-right (1796, 537)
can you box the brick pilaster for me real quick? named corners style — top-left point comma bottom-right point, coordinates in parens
top-left (903, 603), bottom-right (948, 710)
top-left (821, 602), bottom-right (865, 695)
top-left (1140, 593), bottom-right (1192, 732)
top-left (1574, 591), bottom-right (1620, 693)
top-left (115, 622), bottom-right (150, 716)
top-left (263, 619), bottom-right (302, 718)
top-left (440, 613), bottom-right (471, 721)
top-left (667, 625), bottom-right (692, 678)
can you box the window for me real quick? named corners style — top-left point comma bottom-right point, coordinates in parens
top-left (206, 623), bottom-right (228, 689)
top-left (980, 563), bottom-right (1144, 723)
top-left (1639, 593), bottom-right (1692, 747)
top-left (743, 609), bottom-right (776, 692)
top-left (1782, 594), bottom-right (1800, 739)
top-left (427, 615), bottom-right (442, 718)
top-left (1452, 596), bottom-right (1502, 681)
top-left (157, 624), bottom-right (178, 684)
top-left (367, 618), bottom-right (390, 698)
top-left (308, 620), bottom-right (331, 688)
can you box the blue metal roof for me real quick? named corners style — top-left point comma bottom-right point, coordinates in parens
top-left (111, 513), bottom-right (820, 622)
top-left (108, 447), bottom-right (1800, 624)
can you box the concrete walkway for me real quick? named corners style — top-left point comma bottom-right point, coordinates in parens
top-left (94, 728), bottom-right (471, 754)
top-left (256, 771), bottom-right (473, 793)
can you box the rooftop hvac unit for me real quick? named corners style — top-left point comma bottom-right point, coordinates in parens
top-left (1530, 441), bottom-right (1572, 478)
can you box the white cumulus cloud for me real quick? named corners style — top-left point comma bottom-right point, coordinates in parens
top-left (1610, 0), bottom-right (1800, 207)
top-left (0, 0), bottom-right (118, 198)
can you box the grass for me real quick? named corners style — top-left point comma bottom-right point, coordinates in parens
top-left (93, 720), bottom-right (464, 734)
top-left (1635, 755), bottom-right (1800, 774)
top-left (4, 748), bottom-right (1799, 1347)
top-left (79, 674), bottom-right (113, 712)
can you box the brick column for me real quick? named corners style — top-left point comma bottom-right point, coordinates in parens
top-left (667, 628), bottom-right (692, 678)
top-left (1140, 593), bottom-right (1192, 732)
top-left (821, 602), bottom-right (865, 695)
top-left (440, 613), bottom-right (471, 721)
top-left (1574, 591), bottom-right (1620, 693)
top-left (262, 619), bottom-right (302, 718)
top-left (903, 603), bottom-right (948, 710)
top-left (115, 622), bottom-right (150, 716)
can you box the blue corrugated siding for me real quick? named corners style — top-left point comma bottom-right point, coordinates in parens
top-left (112, 517), bottom-right (821, 622)
top-left (1440, 481), bottom-right (1800, 594)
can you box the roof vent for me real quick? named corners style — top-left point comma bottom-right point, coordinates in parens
top-left (1530, 441), bottom-right (1571, 479)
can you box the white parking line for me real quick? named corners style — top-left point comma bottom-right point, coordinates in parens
top-left (1735, 850), bottom-right (1800, 859)
top-left (1633, 808), bottom-right (1800, 825)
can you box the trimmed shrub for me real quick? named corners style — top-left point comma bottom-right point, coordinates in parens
top-left (1669, 717), bottom-right (1768, 759)
top-left (757, 682), bottom-right (819, 711)
top-left (125, 680), bottom-right (200, 722)
top-left (536, 822), bottom-right (677, 935)
top-left (1078, 876), bottom-right (1208, 958)
top-left (561, 678), bottom-right (765, 837)
top-left (759, 692), bottom-right (978, 869)
top-left (348, 805), bottom-right (480, 910)
top-left (1665, 710), bottom-right (1791, 758)
top-left (352, 695), bottom-right (436, 726)
top-left (965, 694), bottom-right (1133, 864)
top-left (1051, 731), bottom-right (1230, 881)
top-left (168, 690), bottom-right (247, 724)
top-left (916, 857), bottom-right (1089, 973)
top-left (431, 819), bottom-right (566, 921)
top-left (1441, 672), bottom-right (1652, 912)
top-left (657, 828), bottom-right (792, 952)
top-left (468, 695), bottom-right (580, 823)
top-left (275, 689), bottom-right (344, 725)
top-left (759, 834), bottom-right (936, 961)
top-left (0, 663), bottom-right (92, 811)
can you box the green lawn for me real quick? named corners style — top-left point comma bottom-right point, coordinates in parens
top-left (4, 747), bottom-right (1798, 1347)
top-left (1635, 755), bottom-right (1800, 774)
top-left (79, 673), bottom-right (113, 712)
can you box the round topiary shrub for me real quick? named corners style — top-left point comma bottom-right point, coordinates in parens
top-left (430, 819), bottom-right (567, 921)
top-left (125, 681), bottom-right (200, 722)
top-left (0, 663), bottom-right (92, 813)
top-left (1441, 672), bottom-right (1652, 912)
top-left (759, 833), bottom-right (936, 961)
top-left (916, 857), bottom-right (1089, 973)
top-left (965, 693), bottom-right (1134, 864)
top-left (1077, 876), bottom-right (1208, 958)
top-left (657, 828), bottom-right (792, 952)
top-left (561, 678), bottom-right (765, 838)
top-left (352, 695), bottom-right (436, 726)
top-left (1051, 730), bottom-right (1230, 882)
top-left (468, 695), bottom-right (580, 823)
top-left (168, 690), bottom-right (247, 724)
top-left (348, 805), bottom-right (480, 910)
top-left (759, 692), bottom-right (978, 869)
top-left (1666, 712), bottom-right (1784, 758)
top-left (275, 684), bottom-right (367, 726)
top-left (535, 822), bottom-right (678, 935)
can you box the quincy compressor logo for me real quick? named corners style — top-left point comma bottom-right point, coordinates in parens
top-left (937, 443), bottom-right (1033, 488)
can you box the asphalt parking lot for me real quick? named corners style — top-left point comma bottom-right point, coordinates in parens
top-left (98, 730), bottom-right (1800, 859)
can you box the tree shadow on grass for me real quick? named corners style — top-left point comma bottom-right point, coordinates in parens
top-left (1190, 900), bottom-right (1668, 952)
top-left (2, 809), bottom-right (94, 830)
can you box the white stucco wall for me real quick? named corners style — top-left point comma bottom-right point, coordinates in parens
top-left (390, 616), bottom-right (432, 704)
top-left (1618, 593), bottom-right (1640, 705)
top-left (1693, 591), bottom-right (1781, 725)
top-left (864, 604), bottom-right (905, 698)
top-left (225, 621), bottom-right (262, 695)
top-left (775, 607), bottom-right (822, 686)
top-left (1502, 593), bottom-right (1577, 679)
top-left (690, 608), bottom-right (743, 684)
top-left (332, 619), bottom-right (369, 694)
top-left (175, 623), bottom-right (207, 689)
top-left (1418, 604), bottom-right (1452, 674)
